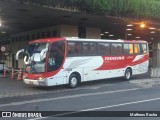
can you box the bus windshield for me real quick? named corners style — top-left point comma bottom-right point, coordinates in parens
top-left (47, 41), bottom-right (65, 72)
top-left (25, 43), bottom-right (49, 73)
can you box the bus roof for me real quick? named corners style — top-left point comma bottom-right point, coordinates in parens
top-left (29, 37), bottom-right (147, 44)
top-left (65, 37), bottom-right (147, 43)
top-left (29, 37), bottom-right (66, 44)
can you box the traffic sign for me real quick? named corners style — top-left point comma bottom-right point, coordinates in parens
top-left (1, 46), bottom-right (6, 52)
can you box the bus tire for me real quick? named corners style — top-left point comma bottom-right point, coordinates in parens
top-left (69, 74), bottom-right (79, 88)
top-left (124, 68), bottom-right (132, 80)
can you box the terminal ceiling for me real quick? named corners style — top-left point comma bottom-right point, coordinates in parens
top-left (0, 0), bottom-right (160, 43)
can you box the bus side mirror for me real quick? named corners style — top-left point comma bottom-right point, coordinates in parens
top-left (23, 51), bottom-right (31, 65)
top-left (40, 43), bottom-right (49, 61)
top-left (16, 49), bottom-right (25, 60)
top-left (40, 48), bottom-right (48, 61)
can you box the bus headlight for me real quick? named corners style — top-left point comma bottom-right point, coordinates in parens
top-left (38, 77), bottom-right (43, 80)
top-left (23, 76), bottom-right (26, 79)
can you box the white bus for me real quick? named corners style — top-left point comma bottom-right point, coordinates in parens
top-left (16, 37), bottom-right (149, 88)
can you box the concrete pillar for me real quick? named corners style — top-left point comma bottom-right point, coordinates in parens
top-left (152, 42), bottom-right (160, 67)
top-left (157, 43), bottom-right (160, 67)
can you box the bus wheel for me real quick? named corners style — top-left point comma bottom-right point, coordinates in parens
top-left (69, 74), bottom-right (79, 88)
top-left (124, 68), bottom-right (132, 80)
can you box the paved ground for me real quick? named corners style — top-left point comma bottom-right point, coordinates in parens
top-left (0, 72), bottom-right (160, 98)
top-left (0, 72), bottom-right (160, 120)
top-left (0, 73), bottom-right (160, 120)
top-left (0, 76), bottom-right (70, 98)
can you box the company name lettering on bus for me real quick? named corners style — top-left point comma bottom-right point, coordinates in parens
top-left (105, 56), bottom-right (125, 61)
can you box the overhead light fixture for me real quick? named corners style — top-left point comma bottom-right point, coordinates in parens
top-left (126, 24), bottom-right (133, 27)
top-left (149, 27), bottom-right (155, 30)
top-left (140, 23), bottom-right (145, 28)
top-left (0, 22), bottom-right (1, 26)
top-left (126, 29), bottom-right (132, 31)
top-left (150, 31), bottom-right (156, 33)
top-left (105, 32), bottom-right (109, 34)
top-left (109, 34), bottom-right (114, 37)
top-left (127, 34), bottom-right (132, 36)
top-left (101, 34), bottom-right (104, 36)
top-left (1, 31), bottom-right (6, 34)
top-left (135, 37), bottom-right (140, 39)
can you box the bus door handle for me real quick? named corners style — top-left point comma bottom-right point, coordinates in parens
top-left (84, 73), bottom-right (88, 75)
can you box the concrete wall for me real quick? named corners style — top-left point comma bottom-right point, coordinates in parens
top-left (86, 27), bottom-right (101, 39)
top-left (60, 25), bottom-right (78, 37)
top-left (60, 25), bottom-right (101, 39)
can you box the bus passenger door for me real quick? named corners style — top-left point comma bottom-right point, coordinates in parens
top-left (133, 44), bottom-right (144, 74)
top-left (138, 44), bottom-right (149, 74)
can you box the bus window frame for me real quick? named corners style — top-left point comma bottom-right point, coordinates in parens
top-left (82, 42), bottom-right (98, 56)
top-left (140, 43), bottom-right (148, 54)
top-left (133, 43), bottom-right (142, 55)
top-left (110, 42), bottom-right (123, 55)
top-left (67, 41), bottom-right (83, 57)
top-left (122, 43), bottom-right (134, 55)
top-left (97, 42), bottom-right (111, 56)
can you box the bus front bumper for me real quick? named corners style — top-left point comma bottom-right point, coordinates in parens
top-left (23, 79), bottom-right (48, 86)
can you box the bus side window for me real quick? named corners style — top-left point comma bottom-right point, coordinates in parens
top-left (123, 44), bottom-right (133, 54)
top-left (90, 43), bottom-right (96, 54)
top-left (134, 44), bottom-right (140, 54)
top-left (97, 43), bottom-right (110, 55)
top-left (129, 44), bottom-right (133, 54)
top-left (68, 42), bottom-right (74, 55)
top-left (111, 43), bottom-right (122, 55)
top-left (123, 44), bottom-right (128, 54)
top-left (83, 42), bottom-right (96, 55)
top-left (141, 44), bottom-right (147, 54)
top-left (75, 42), bottom-right (82, 54)
top-left (68, 42), bottom-right (82, 56)
top-left (117, 45), bottom-right (122, 54)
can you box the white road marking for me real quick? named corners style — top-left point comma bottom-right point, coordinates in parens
top-left (30, 97), bottom-right (160, 120)
top-left (82, 97), bottom-right (160, 111)
top-left (0, 88), bottom-right (138, 108)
